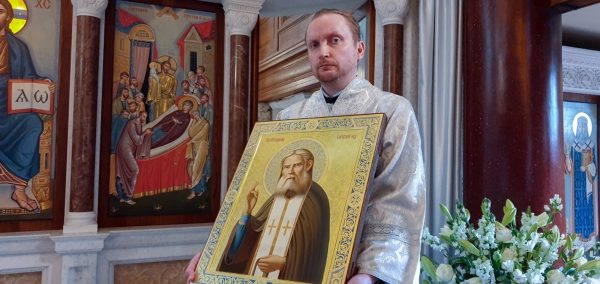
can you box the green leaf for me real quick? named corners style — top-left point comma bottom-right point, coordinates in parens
top-left (528, 224), bottom-right (539, 236)
top-left (420, 256), bottom-right (437, 281)
top-left (577, 259), bottom-right (600, 272)
top-left (458, 239), bottom-right (481, 256)
top-left (440, 203), bottom-right (453, 222)
top-left (503, 200), bottom-right (516, 215)
top-left (439, 234), bottom-right (453, 245)
top-left (481, 198), bottom-right (491, 214)
top-left (574, 247), bottom-right (584, 260)
top-left (492, 250), bottom-right (502, 267)
top-left (566, 234), bottom-right (574, 251)
top-left (502, 200), bottom-right (516, 226)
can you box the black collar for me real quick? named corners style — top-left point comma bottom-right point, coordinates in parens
top-left (323, 94), bottom-right (339, 104)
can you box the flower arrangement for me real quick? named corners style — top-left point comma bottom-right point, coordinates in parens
top-left (421, 195), bottom-right (600, 283)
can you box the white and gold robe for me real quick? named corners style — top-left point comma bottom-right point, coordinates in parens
top-left (277, 77), bottom-right (426, 284)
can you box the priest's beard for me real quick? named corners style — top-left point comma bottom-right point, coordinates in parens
top-left (274, 170), bottom-right (312, 199)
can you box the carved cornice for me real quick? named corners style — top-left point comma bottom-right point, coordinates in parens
top-left (223, 0), bottom-right (265, 36)
top-left (71, 0), bottom-right (108, 18)
top-left (374, 0), bottom-right (410, 25)
top-left (563, 46), bottom-right (600, 96)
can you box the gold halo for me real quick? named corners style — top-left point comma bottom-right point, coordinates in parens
top-left (157, 55), bottom-right (177, 74)
top-left (8, 0), bottom-right (28, 34)
top-left (176, 95), bottom-right (199, 112)
top-left (262, 139), bottom-right (326, 195)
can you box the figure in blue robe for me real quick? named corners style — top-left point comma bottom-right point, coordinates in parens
top-left (568, 116), bottom-right (598, 239)
top-left (0, 32), bottom-right (44, 211)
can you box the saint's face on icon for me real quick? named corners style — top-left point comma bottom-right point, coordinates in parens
top-left (276, 154), bottom-right (313, 197)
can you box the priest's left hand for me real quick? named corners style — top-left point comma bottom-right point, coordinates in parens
top-left (347, 273), bottom-right (378, 284)
top-left (257, 255), bottom-right (285, 273)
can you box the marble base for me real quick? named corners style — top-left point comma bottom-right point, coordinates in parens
top-left (63, 211), bottom-right (98, 234)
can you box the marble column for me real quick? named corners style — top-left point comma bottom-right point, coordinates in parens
top-left (223, 0), bottom-right (264, 184)
top-left (463, 1), bottom-right (564, 227)
top-left (64, 0), bottom-right (108, 234)
top-left (374, 0), bottom-right (409, 95)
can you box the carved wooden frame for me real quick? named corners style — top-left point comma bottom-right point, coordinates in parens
top-left (98, 0), bottom-right (224, 228)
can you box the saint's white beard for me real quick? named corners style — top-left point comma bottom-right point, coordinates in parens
top-left (274, 170), bottom-right (312, 198)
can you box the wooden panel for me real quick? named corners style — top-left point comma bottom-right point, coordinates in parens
top-left (257, 14), bottom-right (315, 102)
top-left (258, 17), bottom-right (277, 61)
top-left (258, 49), bottom-right (319, 102)
top-left (277, 15), bottom-right (311, 53)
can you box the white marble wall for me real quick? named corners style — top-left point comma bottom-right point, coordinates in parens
top-left (0, 226), bottom-right (210, 284)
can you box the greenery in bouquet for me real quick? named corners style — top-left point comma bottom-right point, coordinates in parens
top-left (421, 195), bottom-right (600, 283)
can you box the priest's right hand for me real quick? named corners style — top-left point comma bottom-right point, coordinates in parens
top-left (246, 183), bottom-right (259, 214)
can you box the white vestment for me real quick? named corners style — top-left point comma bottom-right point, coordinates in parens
top-left (277, 77), bottom-right (426, 284)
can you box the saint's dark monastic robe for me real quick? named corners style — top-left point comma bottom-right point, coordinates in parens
top-left (219, 182), bottom-right (330, 283)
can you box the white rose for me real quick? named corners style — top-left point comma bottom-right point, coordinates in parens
top-left (501, 247), bottom-right (518, 261)
top-left (440, 224), bottom-right (453, 237)
top-left (461, 277), bottom-right (483, 284)
top-left (546, 269), bottom-right (566, 284)
top-left (436, 264), bottom-right (455, 282)
top-left (496, 226), bottom-right (513, 243)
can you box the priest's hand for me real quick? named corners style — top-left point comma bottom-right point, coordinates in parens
top-left (185, 251), bottom-right (202, 284)
top-left (256, 255), bottom-right (285, 273)
top-left (347, 273), bottom-right (378, 284)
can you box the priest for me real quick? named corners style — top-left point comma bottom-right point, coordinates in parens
top-left (276, 9), bottom-right (425, 284)
top-left (188, 8), bottom-right (425, 284)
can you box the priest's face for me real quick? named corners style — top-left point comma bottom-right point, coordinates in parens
top-left (276, 154), bottom-right (313, 197)
top-left (306, 13), bottom-right (364, 93)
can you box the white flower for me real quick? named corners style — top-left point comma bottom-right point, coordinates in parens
top-left (526, 266), bottom-right (544, 284)
top-left (440, 224), bottom-right (453, 237)
top-left (523, 232), bottom-right (540, 252)
top-left (502, 246), bottom-right (518, 261)
top-left (461, 277), bottom-right (483, 284)
top-left (436, 264), bottom-right (455, 282)
top-left (496, 225), bottom-right (513, 243)
top-left (473, 259), bottom-right (495, 283)
top-left (546, 269), bottom-right (566, 284)
top-left (512, 269), bottom-right (527, 283)
top-left (501, 260), bottom-right (515, 272)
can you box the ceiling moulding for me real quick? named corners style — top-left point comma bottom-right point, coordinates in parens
top-left (563, 46), bottom-right (600, 96)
